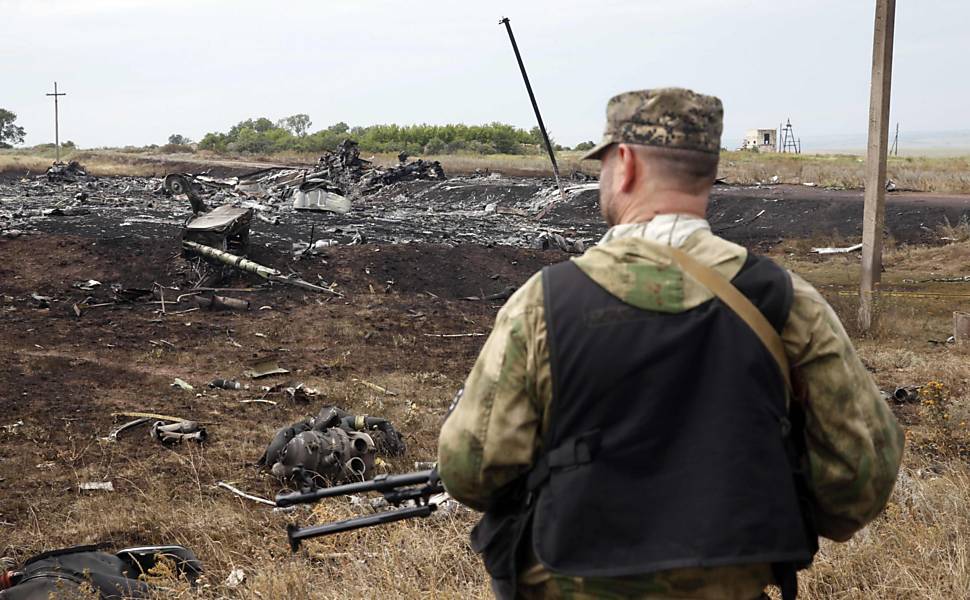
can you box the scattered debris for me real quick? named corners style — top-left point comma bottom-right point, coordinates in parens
top-left (292, 189), bottom-right (352, 214)
top-left (532, 231), bottom-right (586, 253)
top-left (112, 285), bottom-right (153, 303)
top-left (195, 294), bottom-right (250, 311)
top-left (462, 286), bottom-right (517, 302)
top-left (72, 279), bottom-right (101, 291)
top-left (362, 157), bottom-right (445, 190)
top-left (2, 420), bottom-right (24, 433)
top-left (151, 420), bottom-right (207, 445)
top-left (712, 209), bottom-right (766, 233)
top-left (209, 378), bottom-right (248, 390)
top-left (893, 386), bottom-right (920, 404)
top-left (162, 139), bottom-right (444, 228)
top-left (112, 411), bottom-right (189, 423)
top-left (30, 292), bottom-right (52, 308)
top-left (285, 383), bottom-right (318, 403)
top-left (225, 567), bottom-right (246, 589)
top-left (216, 481), bottom-right (276, 507)
top-left (182, 240), bottom-right (340, 295)
top-left (353, 378), bottom-right (398, 396)
top-left (100, 417), bottom-right (151, 443)
top-left (260, 406), bottom-right (406, 485)
top-left (182, 205), bottom-right (253, 254)
top-left (171, 378), bottom-right (195, 391)
top-left (79, 481), bottom-right (114, 492)
top-left (423, 332), bottom-right (487, 338)
top-left (46, 160), bottom-right (90, 183)
top-left (812, 243), bottom-right (864, 255)
top-left (245, 360), bottom-right (290, 379)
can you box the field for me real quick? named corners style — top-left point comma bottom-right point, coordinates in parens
top-left (4, 148), bottom-right (970, 194)
top-left (0, 161), bottom-right (968, 598)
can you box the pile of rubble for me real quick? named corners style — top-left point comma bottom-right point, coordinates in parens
top-left (1, 155), bottom-right (600, 254)
top-left (164, 139), bottom-right (447, 217)
top-left (46, 160), bottom-right (91, 183)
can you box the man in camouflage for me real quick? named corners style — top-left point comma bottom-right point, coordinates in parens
top-left (437, 88), bottom-right (904, 599)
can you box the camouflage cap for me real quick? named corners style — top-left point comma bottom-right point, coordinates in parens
top-left (581, 88), bottom-right (723, 160)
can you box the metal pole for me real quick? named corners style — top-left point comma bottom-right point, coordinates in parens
top-left (859, 0), bottom-right (896, 332)
top-left (499, 17), bottom-right (566, 216)
top-left (45, 81), bottom-right (67, 162)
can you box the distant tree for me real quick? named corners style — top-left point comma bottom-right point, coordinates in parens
top-left (0, 109), bottom-right (26, 148)
top-left (253, 118), bottom-right (274, 133)
top-left (574, 140), bottom-right (596, 151)
top-left (281, 114), bottom-right (312, 137)
top-left (61, 140), bottom-right (77, 149)
top-left (423, 137), bottom-right (446, 155)
top-left (168, 134), bottom-right (192, 145)
top-left (528, 126), bottom-right (543, 145)
top-left (328, 122), bottom-right (350, 135)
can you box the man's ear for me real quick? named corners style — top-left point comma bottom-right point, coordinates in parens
top-left (616, 144), bottom-right (638, 193)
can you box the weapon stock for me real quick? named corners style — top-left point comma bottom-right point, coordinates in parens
top-left (276, 468), bottom-right (444, 550)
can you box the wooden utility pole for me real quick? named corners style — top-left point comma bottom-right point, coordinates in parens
top-left (45, 81), bottom-right (67, 162)
top-left (859, 0), bottom-right (896, 332)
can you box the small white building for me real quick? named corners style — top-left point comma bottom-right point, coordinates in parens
top-left (740, 129), bottom-right (777, 152)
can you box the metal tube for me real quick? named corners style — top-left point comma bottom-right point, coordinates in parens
top-left (286, 504), bottom-right (437, 550)
top-left (182, 240), bottom-right (281, 279)
top-left (499, 17), bottom-right (566, 213)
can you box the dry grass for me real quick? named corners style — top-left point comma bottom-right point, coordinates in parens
top-left (756, 246), bottom-right (970, 598)
top-left (799, 459), bottom-right (970, 599)
top-left (720, 151), bottom-right (970, 194)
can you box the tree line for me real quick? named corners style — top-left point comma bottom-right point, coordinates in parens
top-left (0, 106), bottom-right (600, 155)
top-left (192, 114), bottom-right (595, 155)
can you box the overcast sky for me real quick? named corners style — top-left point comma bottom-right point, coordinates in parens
top-left (3, 0), bottom-right (967, 151)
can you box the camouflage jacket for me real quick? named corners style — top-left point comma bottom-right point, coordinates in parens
top-left (438, 216), bottom-right (904, 599)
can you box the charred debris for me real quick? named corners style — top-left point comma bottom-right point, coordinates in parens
top-left (1, 140), bottom-right (599, 254)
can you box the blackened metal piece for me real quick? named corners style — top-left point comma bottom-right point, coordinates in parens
top-left (499, 17), bottom-right (565, 215)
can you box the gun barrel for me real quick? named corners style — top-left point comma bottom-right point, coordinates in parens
top-left (275, 469), bottom-right (436, 508)
top-left (286, 504), bottom-right (437, 550)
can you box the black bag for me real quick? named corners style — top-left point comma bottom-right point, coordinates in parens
top-left (470, 495), bottom-right (535, 600)
top-left (0, 545), bottom-right (202, 600)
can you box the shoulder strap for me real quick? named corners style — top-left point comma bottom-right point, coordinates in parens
top-left (664, 246), bottom-right (793, 402)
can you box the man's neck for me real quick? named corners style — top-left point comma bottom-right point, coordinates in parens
top-left (612, 191), bottom-right (708, 226)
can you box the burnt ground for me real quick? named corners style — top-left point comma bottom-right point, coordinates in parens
top-left (0, 172), bottom-right (969, 590)
top-left (3, 172), bottom-right (970, 256)
top-left (0, 228), bottom-right (563, 570)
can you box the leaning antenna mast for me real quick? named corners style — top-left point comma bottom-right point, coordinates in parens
top-left (499, 17), bottom-right (566, 218)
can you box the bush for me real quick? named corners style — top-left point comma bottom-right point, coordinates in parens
top-left (423, 137), bottom-right (446, 155)
top-left (195, 118), bottom-right (540, 156)
top-left (159, 143), bottom-right (194, 154)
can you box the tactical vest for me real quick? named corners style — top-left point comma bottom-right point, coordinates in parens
top-left (528, 252), bottom-right (816, 580)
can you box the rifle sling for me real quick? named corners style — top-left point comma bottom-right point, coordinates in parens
top-left (664, 245), bottom-right (793, 403)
